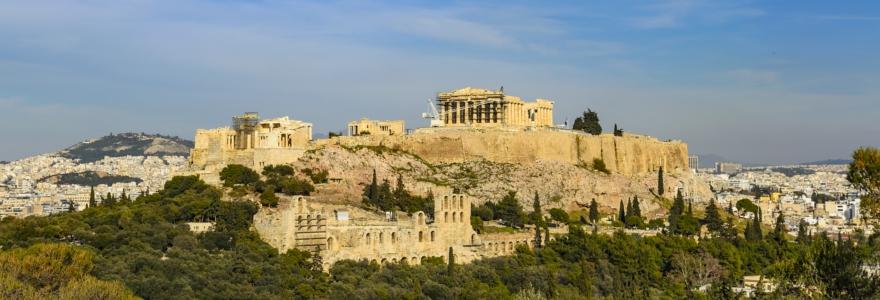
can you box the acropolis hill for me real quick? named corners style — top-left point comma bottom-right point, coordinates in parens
top-left (181, 87), bottom-right (709, 266)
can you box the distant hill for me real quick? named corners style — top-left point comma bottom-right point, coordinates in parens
top-left (802, 159), bottom-right (852, 165)
top-left (60, 133), bottom-right (193, 163)
top-left (39, 171), bottom-right (143, 186)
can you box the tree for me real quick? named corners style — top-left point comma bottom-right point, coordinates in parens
top-left (720, 216), bottom-right (739, 239)
top-left (703, 199), bottom-right (723, 232)
top-left (657, 167), bottom-right (665, 196)
top-left (260, 189), bottom-right (279, 207)
top-left (668, 189), bottom-right (685, 233)
top-left (847, 147), bottom-right (880, 223)
top-left (88, 186), bottom-right (96, 208)
top-left (548, 208), bottom-right (569, 224)
top-left (363, 169), bottom-right (379, 208)
top-left (631, 196), bottom-right (642, 218)
top-left (219, 164), bottom-right (260, 187)
top-left (447, 247), bottom-right (455, 276)
top-left (746, 213), bottom-right (763, 241)
top-left (103, 192), bottom-right (116, 206)
top-left (572, 109), bottom-right (601, 135)
top-left (496, 191), bottom-right (525, 228)
top-left (796, 220), bottom-right (810, 244)
top-left (533, 192), bottom-right (544, 247)
top-left (618, 200), bottom-right (626, 223)
top-left (588, 199), bottom-right (599, 224)
top-left (772, 212), bottom-right (786, 243)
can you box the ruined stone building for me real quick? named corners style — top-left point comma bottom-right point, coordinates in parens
top-left (254, 192), bottom-right (536, 270)
top-left (187, 112), bottom-right (313, 182)
top-left (436, 87), bottom-right (554, 128)
top-left (347, 118), bottom-right (405, 136)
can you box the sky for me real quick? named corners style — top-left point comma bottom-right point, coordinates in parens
top-left (1, 0), bottom-right (878, 164)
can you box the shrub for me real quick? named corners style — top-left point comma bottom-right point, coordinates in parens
top-left (592, 158), bottom-right (610, 174)
top-left (219, 164), bottom-right (260, 187)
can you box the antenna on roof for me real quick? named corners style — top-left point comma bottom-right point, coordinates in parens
top-left (499, 85), bottom-right (504, 93)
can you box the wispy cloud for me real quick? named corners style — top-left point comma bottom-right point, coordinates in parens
top-left (630, 0), bottom-right (764, 29)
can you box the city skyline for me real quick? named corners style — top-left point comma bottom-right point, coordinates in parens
top-left (1, 0), bottom-right (879, 164)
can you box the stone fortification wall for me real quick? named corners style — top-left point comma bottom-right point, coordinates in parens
top-left (254, 194), bottom-right (537, 270)
top-left (319, 128), bottom-right (688, 177)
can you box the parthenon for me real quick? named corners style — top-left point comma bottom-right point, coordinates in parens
top-left (437, 87), bottom-right (554, 127)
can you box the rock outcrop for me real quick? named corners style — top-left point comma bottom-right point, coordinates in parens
top-left (318, 128), bottom-right (688, 177)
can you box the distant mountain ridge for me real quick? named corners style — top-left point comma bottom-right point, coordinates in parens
top-left (60, 133), bottom-right (193, 163)
top-left (801, 158), bottom-right (852, 165)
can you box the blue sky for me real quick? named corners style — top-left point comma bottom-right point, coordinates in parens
top-left (1, 0), bottom-right (878, 164)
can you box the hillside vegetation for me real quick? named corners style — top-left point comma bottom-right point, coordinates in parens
top-left (1, 175), bottom-right (878, 299)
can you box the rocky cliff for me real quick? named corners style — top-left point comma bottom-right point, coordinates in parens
top-left (290, 143), bottom-right (711, 218)
top-left (318, 128), bottom-right (688, 177)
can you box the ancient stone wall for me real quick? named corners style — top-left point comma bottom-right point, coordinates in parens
top-left (253, 193), bottom-right (537, 270)
top-left (319, 128), bottom-right (688, 177)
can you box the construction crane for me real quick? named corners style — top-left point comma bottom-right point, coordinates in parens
top-left (421, 97), bottom-right (507, 127)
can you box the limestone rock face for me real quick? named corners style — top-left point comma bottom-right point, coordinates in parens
top-left (317, 128), bottom-right (688, 177)
top-left (293, 144), bottom-right (711, 217)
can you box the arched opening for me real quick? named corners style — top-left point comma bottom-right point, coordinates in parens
top-left (418, 231), bottom-right (424, 242)
top-left (401, 257), bottom-right (408, 264)
top-left (471, 234), bottom-right (476, 245)
top-left (381, 258), bottom-right (387, 264)
top-left (459, 212), bottom-right (464, 223)
top-left (365, 233), bottom-right (371, 246)
top-left (430, 231), bottom-right (435, 242)
top-left (327, 237), bottom-right (335, 251)
top-left (459, 197), bottom-right (463, 209)
top-left (452, 213), bottom-right (457, 223)
top-left (379, 232), bottom-right (384, 244)
top-left (444, 212), bottom-right (448, 223)
top-left (391, 232), bottom-right (397, 244)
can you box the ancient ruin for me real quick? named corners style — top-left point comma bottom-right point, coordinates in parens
top-left (181, 87), bottom-right (696, 267)
top-left (254, 192), bottom-right (538, 270)
top-left (347, 118), bottom-right (405, 136)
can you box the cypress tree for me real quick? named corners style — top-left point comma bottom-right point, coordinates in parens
top-left (543, 225), bottom-right (550, 246)
top-left (632, 196), bottom-right (641, 218)
top-left (773, 212), bottom-right (786, 243)
top-left (364, 169), bottom-right (379, 207)
top-left (618, 200), bottom-right (626, 223)
top-left (393, 174), bottom-right (406, 208)
top-left (625, 199), bottom-right (633, 219)
top-left (447, 247), bottom-right (455, 276)
top-left (668, 189), bottom-right (685, 233)
top-left (588, 199), bottom-right (599, 224)
top-left (796, 220), bottom-right (810, 244)
top-left (88, 186), bottom-right (96, 208)
top-left (657, 167), bottom-right (665, 196)
top-left (533, 192), bottom-right (543, 247)
top-left (703, 199), bottom-right (723, 232)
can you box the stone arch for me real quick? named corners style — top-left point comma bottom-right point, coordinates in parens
top-left (401, 257), bottom-right (408, 264)
top-left (430, 231), bottom-right (435, 242)
top-left (326, 236), bottom-right (336, 251)
top-left (379, 232), bottom-right (384, 244)
top-left (391, 232), bottom-right (397, 244)
top-left (452, 213), bottom-right (457, 223)
top-left (444, 212), bottom-right (449, 223)
top-left (459, 197), bottom-right (463, 209)
top-left (365, 233), bottom-right (372, 246)
top-left (381, 258), bottom-right (387, 264)
top-left (444, 196), bottom-right (449, 209)
top-left (371, 259), bottom-right (378, 265)
top-left (420, 256), bottom-right (427, 263)
top-left (418, 231), bottom-right (424, 242)
top-left (391, 258), bottom-right (397, 263)
top-left (459, 212), bottom-right (464, 223)
top-left (412, 256), bottom-right (418, 264)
